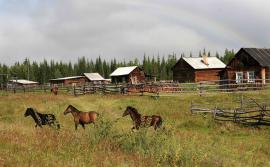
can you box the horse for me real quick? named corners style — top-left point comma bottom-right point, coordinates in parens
top-left (51, 86), bottom-right (58, 95)
top-left (122, 106), bottom-right (162, 130)
top-left (63, 105), bottom-right (99, 130)
top-left (24, 108), bottom-right (60, 129)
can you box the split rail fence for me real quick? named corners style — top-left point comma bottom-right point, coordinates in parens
top-left (191, 96), bottom-right (270, 126)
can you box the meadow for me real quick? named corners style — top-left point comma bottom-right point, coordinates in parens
top-left (0, 91), bottom-right (270, 167)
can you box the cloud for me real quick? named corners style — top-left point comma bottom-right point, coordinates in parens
top-left (0, 0), bottom-right (269, 64)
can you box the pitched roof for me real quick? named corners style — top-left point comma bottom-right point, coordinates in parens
top-left (182, 57), bottom-right (226, 69)
top-left (242, 48), bottom-right (270, 67)
top-left (9, 79), bottom-right (38, 85)
top-left (49, 76), bottom-right (85, 81)
top-left (84, 73), bottom-right (105, 81)
top-left (110, 66), bottom-right (138, 76)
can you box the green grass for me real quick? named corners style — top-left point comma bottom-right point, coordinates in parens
top-left (0, 91), bottom-right (270, 166)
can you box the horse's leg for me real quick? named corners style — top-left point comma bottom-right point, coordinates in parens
top-left (154, 124), bottom-right (158, 130)
top-left (36, 123), bottom-right (42, 128)
top-left (48, 122), bottom-right (52, 127)
top-left (81, 123), bottom-right (85, 129)
top-left (75, 123), bottom-right (78, 130)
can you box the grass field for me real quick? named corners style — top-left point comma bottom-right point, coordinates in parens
top-left (0, 91), bottom-right (270, 166)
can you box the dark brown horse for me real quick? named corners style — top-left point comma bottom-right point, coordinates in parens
top-left (122, 106), bottom-right (162, 130)
top-left (63, 105), bottom-right (99, 130)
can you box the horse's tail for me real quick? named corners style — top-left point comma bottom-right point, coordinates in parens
top-left (157, 117), bottom-right (163, 128)
top-left (52, 116), bottom-right (61, 129)
top-left (55, 120), bottom-right (61, 129)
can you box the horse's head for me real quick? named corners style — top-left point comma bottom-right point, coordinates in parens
top-left (64, 105), bottom-right (73, 115)
top-left (24, 108), bottom-right (33, 117)
top-left (122, 106), bottom-right (135, 117)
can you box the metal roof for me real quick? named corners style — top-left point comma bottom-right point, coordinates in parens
top-left (110, 66), bottom-right (137, 76)
top-left (182, 57), bottom-right (226, 69)
top-left (9, 79), bottom-right (38, 85)
top-left (84, 73), bottom-right (105, 81)
top-left (242, 48), bottom-right (270, 67)
top-left (49, 76), bottom-right (85, 81)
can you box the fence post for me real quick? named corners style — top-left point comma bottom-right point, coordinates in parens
top-left (73, 85), bottom-right (76, 96)
top-left (199, 82), bottom-right (202, 96)
top-left (213, 105), bottom-right (217, 118)
top-left (240, 95), bottom-right (244, 110)
top-left (140, 84), bottom-right (144, 96)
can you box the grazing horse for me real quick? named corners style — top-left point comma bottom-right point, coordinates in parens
top-left (63, 105), bottom-right (99, 130)
top-left (51, 86), bottom-right (58, 95)
top-left (24, 108), bottom-right (60, 129)
top-left (122, 106), bottom-right (162, 130)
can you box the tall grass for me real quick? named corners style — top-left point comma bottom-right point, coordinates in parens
top-left (0, 91), bottom-right (270, 166)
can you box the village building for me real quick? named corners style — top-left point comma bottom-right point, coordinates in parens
top-left (49, 76), bottom-right (87, 86)
top-left (110, 66), bottom-right (145, 84)
top-left (221, 48), bottom-right (270, 84)
top-left (84, 73), bottom-right (105, 84)
top-left (172, 56), bottom-right (226, 83)
top-left (8, 79), bottom-right (39, 87)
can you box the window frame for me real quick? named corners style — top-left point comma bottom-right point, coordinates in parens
top-left (235, 72), bottom-right (243, 83)
top-left (247, 71), bottom-right (255, 83)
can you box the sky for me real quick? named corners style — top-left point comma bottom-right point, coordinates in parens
top-left (0, 0), bottom-right (270, 64)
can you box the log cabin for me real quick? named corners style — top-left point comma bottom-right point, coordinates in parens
top-left (221, 48), bottom-right (270, 84)
top-left (172, 56), bottom-right (226, 82)
top-left (110, 66), bottom-right (145, 84)
top-left (49, 76), bottom-right (87, 86)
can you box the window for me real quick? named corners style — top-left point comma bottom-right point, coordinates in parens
top-left (236, 72), bottom-right (243, 83)
top-left (247, 71), bottom-right (255, 83)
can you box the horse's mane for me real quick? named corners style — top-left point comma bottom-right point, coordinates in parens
top-left (127, 106), bottom-right (141, 117)
top-left (68, 105), bottom-right (80, 112)
top-left (27, 107), bottom-right (39, 114)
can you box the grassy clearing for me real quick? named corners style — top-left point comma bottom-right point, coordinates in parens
top-left (0, 91), bottom-right (270, 166)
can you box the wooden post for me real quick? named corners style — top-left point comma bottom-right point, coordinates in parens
top-left (73, 85), bottom-right (76, 96)
top-left (199, 82), bottom-right (202, 96)
top-left (140, 84), bottom-right (144, 96)
top-left (240, 95), bottom-right (244, 110)
top-left (213, 105), bottom-right (217, 118)
top-left (261, 68), bottom-right (266, 85)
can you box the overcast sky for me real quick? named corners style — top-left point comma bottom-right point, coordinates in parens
top-left (0, 0), bottom-right (270, 64)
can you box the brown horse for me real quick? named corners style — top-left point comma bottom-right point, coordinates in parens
top-left (63, 105), bottom-right (99, 130)
top-left (122, 106), bottom-right (162, 130)
top-left (51, 86), bottom-right (58, 95)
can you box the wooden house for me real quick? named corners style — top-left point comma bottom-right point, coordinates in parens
top-left (172, 56), bottom-right (226, 82)
top-left (8, 79), bottom-right (39, 87)
top-left (221, 48), bottom-right (270, 84)
top-left (84, 73), bottom-right (105, 84)
top-left (49, 76), bottom-right (87, 86)
top-left (110, 66), bottom-right (145, 84)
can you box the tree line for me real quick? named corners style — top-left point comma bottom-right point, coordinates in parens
top-left (0, 49), bottom-right (235, 84)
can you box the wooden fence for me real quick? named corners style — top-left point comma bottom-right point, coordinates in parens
top-left (191, 96), bottom-right (270, 126)
top-left (3, 78), bottom-right (270, 96)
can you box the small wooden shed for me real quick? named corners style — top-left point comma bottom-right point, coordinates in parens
top-left (172, 56), bottom-right (226, 82)
top-left (49, 76), bottom-right (87, 86)
top-left (221, 48), bottom-right (270, 84)
top-left (84, 73), bottom-right (105, 84)
top-left (110, 66), bottom-right (145, 84)
top-left (8, 79), bottom-right (39, 87)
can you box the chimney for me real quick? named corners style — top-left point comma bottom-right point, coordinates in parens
top-left (201, 54), bottom-right (209, 65)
